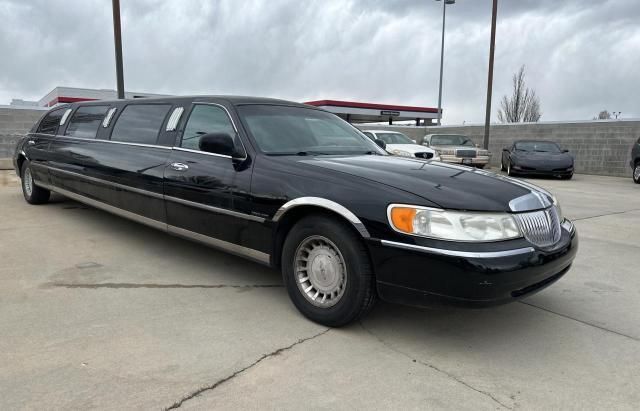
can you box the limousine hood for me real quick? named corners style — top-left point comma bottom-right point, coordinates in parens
top-left (295, 155), bottom-right (533, 212)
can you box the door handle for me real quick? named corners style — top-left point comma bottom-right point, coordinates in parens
top-left (27, 140), bottom-right (35, 146)
top-left (170, 162), bottom-right (189, 171)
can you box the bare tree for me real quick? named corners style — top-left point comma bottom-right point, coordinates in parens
top-left (593, 110), bottom-right (611, 120)
top-left (497, 65), bottom-right (542, 123)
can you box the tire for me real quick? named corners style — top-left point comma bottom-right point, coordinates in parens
top-left (507, 161), bottom-right (515, 176)
top-left (21, 161), bottom-right (50, 205)
top-left (500, 158), bottom-right (506, 171)
top-left (562, 173), bottom-right (573, 180)
top-left (281, 215), bottom-right (376, 327)
top-left (634, 163), bottom-right (640, 184)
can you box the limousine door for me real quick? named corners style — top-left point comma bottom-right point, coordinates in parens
top-left (163, 103), bottom-right (261, 261)
top-left (49, 102), bottom-right (173, 225)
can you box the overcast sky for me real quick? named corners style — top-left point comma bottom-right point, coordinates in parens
top-left (0, 0), bottom-right (638, 124)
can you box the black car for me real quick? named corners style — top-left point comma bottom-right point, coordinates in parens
top-left (501, 140), bottom-right (574, 179)
top-left (14, 96), bottom-right (578, 326)
top-left (631, 137), bottom-right (640, 184)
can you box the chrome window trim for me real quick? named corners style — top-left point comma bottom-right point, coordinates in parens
top-left (272, 197), bottom-right (370, 238)
top-left (102, 107), bottom-right (117, 128)
top-left (52, 135), bottom-right (172, 149)
top-left (166, 107), bottom-right (184, 131)
top-left (380, 240), bottom-right (535, 259)
top-left (32, 179), bottom-right (270, 265)
top-left (186, 102), bottom-right (248, 160)
top-left (59, 109), bottom-right (72, 126)
top-left (171, 146), bottom-right (231, 159)
top-left (165, 195), bottom-right (265, 223)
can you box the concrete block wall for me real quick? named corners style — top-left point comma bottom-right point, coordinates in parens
top-left (0, 107), bottom-right (46, 165)
top-left (359, 120), bottom-right (640, 177)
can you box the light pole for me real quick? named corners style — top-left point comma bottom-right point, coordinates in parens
top-left (112, 0), bottom-right (125, 99)
top-left (482, 0), bottom-right (498, 149)
top-left (436, 0), bottom-right (455, 126)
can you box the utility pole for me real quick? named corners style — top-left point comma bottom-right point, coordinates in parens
top-left (436, 0), bottom-right (455, 126)
top-left (112, 0), bottom-right (125, 99)
top-left (483, 0), bottom-right (498, 149)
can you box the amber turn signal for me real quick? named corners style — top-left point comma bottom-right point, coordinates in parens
top-left (389, 207), bottom-right (416, 233)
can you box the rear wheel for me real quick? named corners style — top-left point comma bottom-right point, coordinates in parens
top-left (281, 215), bottom-right (376, 327)
top-left (507, 162), bottom-right (515, 176)
top-left (21, 161), bottom-right (50, 205)
top-left (500, 157), bottom-right (506, 171)
top-left (634, 163), bottom-right (640, 184)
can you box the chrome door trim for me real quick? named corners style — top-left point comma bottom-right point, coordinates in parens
top-left (167, 225), bottom-right (269, 264)
top-left (272, 197), bottom-right (370, 238)
top-left (53, 135), bottom-right (172, 150)
top-left (380, 240), bottom-right (535, 259)
top-left (59, 109), bottom-right (72, 126)
top-left (32, 179), bottom-right (270, 265)
top-left (44, 165), bottom-right (165, 199)
top-left (171, 146), bottom-right (232, 159)
top-left (102, 107), bottom-right (117, 128)
top-left (165, 195), bottom-right (266, 223)
top-left (33, 181), bottom-right (166, 230)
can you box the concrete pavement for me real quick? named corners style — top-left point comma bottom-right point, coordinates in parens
top-left (1, 171), bottom-right (639, 410)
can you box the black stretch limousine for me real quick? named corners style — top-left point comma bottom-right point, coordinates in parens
top-left (14, 96), bottom-right (578, 326)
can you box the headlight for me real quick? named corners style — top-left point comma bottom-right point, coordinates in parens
top-left (478, 150), bottom-right (491, 156)
top-left (552, 196), bottom-right (563, 221)
top-left (388, 205), bottom-right (521, 241)
top-left (432, 154), bottom-right (441, 161)
top-left (438, 148), bottom-right (455, 155)
top-left (391, 149), bottom-right (413, 157)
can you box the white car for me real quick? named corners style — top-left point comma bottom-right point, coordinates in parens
top-left (362, 130), bottom-right (440, 161)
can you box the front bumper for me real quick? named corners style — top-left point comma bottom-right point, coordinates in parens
top-left (366, 222), bottom-right (578, 308)
top-left (440, 155), bottom-right (490, 166)
top-left (512, 165), bottom-right (573, 176)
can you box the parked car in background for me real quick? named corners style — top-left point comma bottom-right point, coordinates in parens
top-left (422, 134), bottom-right (490, 168)
top-left (502, 140), bottom-right (574, 179)
top-left (362, 130), bottom-right (439, 160)
top-left (14, 96), bottom-right (577, 327)
top-left (631, 137), bottom-right (640, 184)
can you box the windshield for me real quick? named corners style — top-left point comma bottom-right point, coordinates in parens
top-left (430, 135), bottom-right (474, 147)
top-left (238, 105), bottom-right (384, 155)
top-left (375, 132), bottom-right (415, 145)
top-left (515, 141), bottom-right (561, 153)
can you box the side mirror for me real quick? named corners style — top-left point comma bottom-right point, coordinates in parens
top-left (374, 139), bottom-right (386, 150)
top-left (199, 133), bottom-right (237, 157)
top-left (563, 149), bottom-right (569, 153)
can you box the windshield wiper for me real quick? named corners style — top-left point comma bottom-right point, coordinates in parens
top-left (266, 151), bottom-right (331, 156)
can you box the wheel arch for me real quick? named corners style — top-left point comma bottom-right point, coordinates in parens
top-left (271, 197), bottom-right (371, 268)
top-left (16, 151), bottom-right (28, 177)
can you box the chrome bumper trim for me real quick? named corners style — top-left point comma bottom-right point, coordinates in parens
top-left (380, 240), bottom-right (535, 259)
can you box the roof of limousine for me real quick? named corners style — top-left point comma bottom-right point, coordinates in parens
top-left (68, 95), bottom-right (312, 108)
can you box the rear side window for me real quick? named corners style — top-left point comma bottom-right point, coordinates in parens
top-left (37, 109), bottom-right (65, 135)
top-left (65, 106), bottom-right (109, 139)
top-left (111, 104), bottom-right (172, 144)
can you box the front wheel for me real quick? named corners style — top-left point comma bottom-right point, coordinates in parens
top-left (21, 161), bottom-right (50, 204)
top-left (281, 215), bottom-right (376, 327)
top-left (634, 164), bottom-right (640, 184)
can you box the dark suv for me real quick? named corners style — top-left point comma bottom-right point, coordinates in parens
top-left (632, 137), bottom-right (640, 184)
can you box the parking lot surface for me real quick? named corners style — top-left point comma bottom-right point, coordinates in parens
top-left (1, 171), bottom-right (639, 410)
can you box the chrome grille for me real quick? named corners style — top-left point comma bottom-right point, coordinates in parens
top-left (515, 206), bottom-right (561, 248)
top-left (456, 149), bottom-right (476, 158)
top-left (414, 152), bottom-right (434, 159)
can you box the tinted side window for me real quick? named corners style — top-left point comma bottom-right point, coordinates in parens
top-left (65, 106), bottom-right (109, 139)
top-left (111, 104), bottom-right (172, 144)
top-left (181, 105), bottom-right (236, 150)
top-left (37, 109), bottom-right (65, 135)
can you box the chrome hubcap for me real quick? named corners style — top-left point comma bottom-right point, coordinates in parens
top-left (634, 165), bottom-right (640, 181)
top-left (294, 235), bottom-right (347, 308)
top-left (24, 168), bottom-right (33, 197)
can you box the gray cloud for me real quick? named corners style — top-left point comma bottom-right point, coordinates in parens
top-left (0, 0), bottom-right (638, 124)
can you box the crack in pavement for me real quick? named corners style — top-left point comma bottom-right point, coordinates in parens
top-left (571, 208), bottom-right (640, 222)
top-left (359, 321), bottom-right (513, 410)
top-left (43, 282), bottom-right (283, 289)
top-left (519, 301), bottom-right (639, 342)
top-left (165, 328), bottom-right (330, 410)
